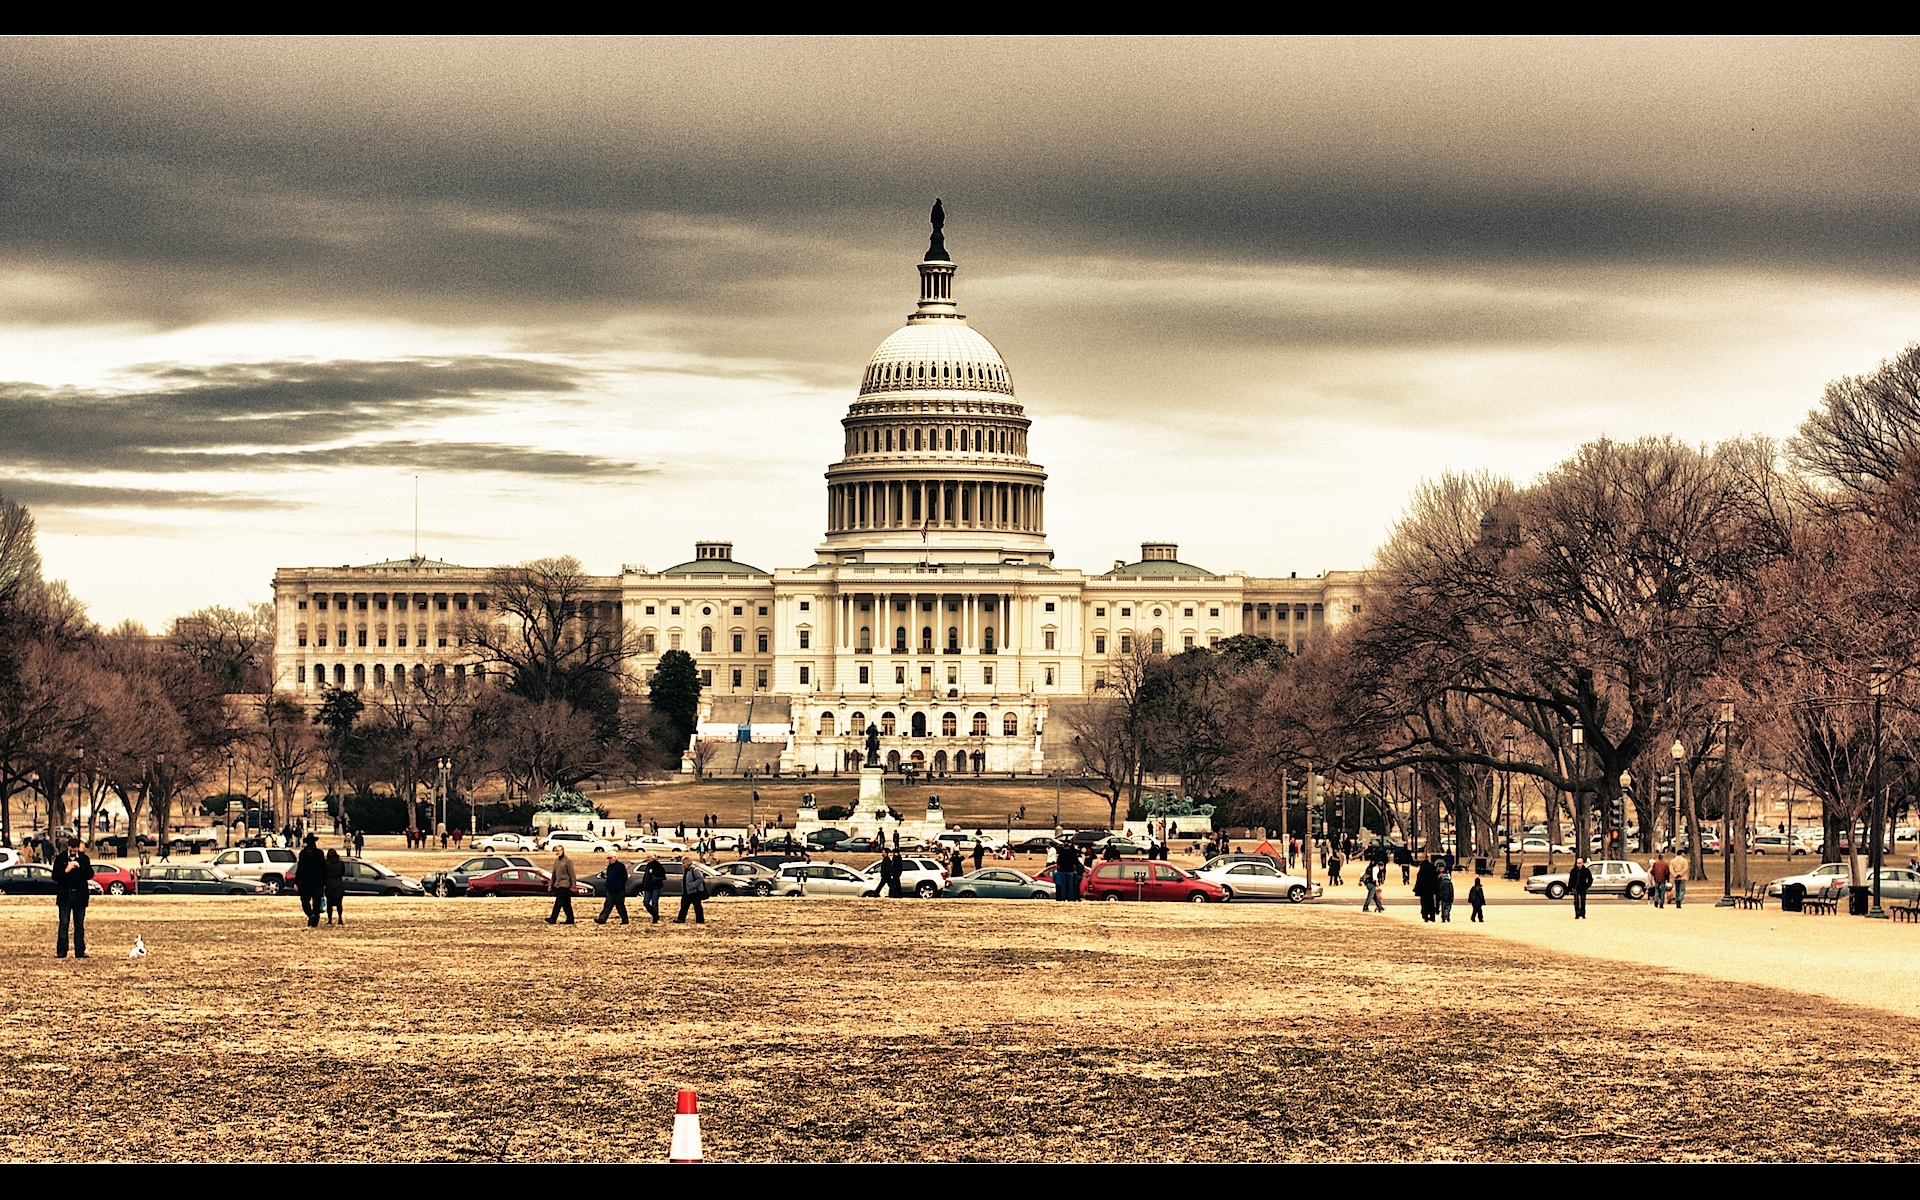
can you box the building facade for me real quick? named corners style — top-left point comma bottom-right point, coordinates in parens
top-left (270, 213), bottom-right (1365, 774)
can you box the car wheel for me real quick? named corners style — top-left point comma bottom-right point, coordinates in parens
top-left (260, 877), bottom-right (282, 895)
top-left (1188, 891), bottom-right (1210, 903)
top-left (435, 880), bottom-right (454, 898)
top-left (1031, 891), bottom-right (1050, 900)
top-left (1625, 881), bottom-right (1646, 900)
top-left (1288, 885), bottom-right (1308, 903)
top-left (1102, 892), bottom-right (1121, 902)
top-left (150, 886), bottom-right (170, 895)
top-left (1218, 885), bottom-right (1235, 901)
top-left (1546, 882), bottom-right (1567, 900)
top-left (916, 881), bottom-right (937, 898)
top-left (752, 881), bottom-right (773, 896)
top-left (957, 890), bottom-right (977, 898)
top-left (108, 881), bottom-right (128, 895)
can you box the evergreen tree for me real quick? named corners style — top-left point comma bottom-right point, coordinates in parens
top-left (648, 650), bottom-right (701, 756)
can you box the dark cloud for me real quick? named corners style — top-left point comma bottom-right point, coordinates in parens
top-left (0, 38), bottom-right (1916, 340)
top-left (0, 480), bottom-right (299, 510)
top-left (0, 356), bottom-right (610, 473)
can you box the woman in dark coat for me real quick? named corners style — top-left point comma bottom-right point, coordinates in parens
top-left (324, 849), bottom-right (347, 924)
top-left (1413, 856), bottom-right (1441, 922)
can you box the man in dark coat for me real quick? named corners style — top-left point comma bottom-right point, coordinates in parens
top-left (1412, 855), bottom-right (1440, 922)
top-left (295, 834), bottom-right (327, 928)
top-left (52, 837), bottom-right (92, 958)
top-left (1569, 858), bottom-right (1594, 919)
top-left (674, 854), bottom-right (707, 924)
top-left (639, 854), bottom-right (667, 923)
top-left (972, 835), bottom-right (986, 874)
top-left (884, 851), bottom-right (904, 899)
top-left (595, 854), bottom-right (630, 925)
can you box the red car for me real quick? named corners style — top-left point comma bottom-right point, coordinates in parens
top-left (465, 867), bottom-right (592, 898)
top-left (1082, 859), bottom-right (1227, 903)
top-left (88, 863), bottom-right (138, 895)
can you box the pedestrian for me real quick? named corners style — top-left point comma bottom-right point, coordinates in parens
top-left (546, 846), bottom-right (578, 924)
top-left (1327, 852), bottom-right (1343, 886)
top-left (324, 849), bottom-right (346, 924)
top-left (1468, 875), bottom-right (1485, 921)
top-left (1672, 866), bottom-right (1688, 909)
top-left (885, 850), bottom-right (905, 899)
top-left (640, 853), bottom-right (666, 923)
top-left (595, 854), bottom-right (630, 925)
top-left (1437, 867), bottom-right (1455, 923)
top-left (1413, 855), bottom-right (1439, 922)
top-left (352, 829), bottom-right (365, 860)
top-left (1396, 844), bottom-right (1412, 885)
top-left (675, 854), bottom-right (707, 924)
top-left (52, 836), bottom-right (92, 958)
top-left (296, 834), bottom-right (326, 928)
top-left (1648, 852), bottom-right (1671, 909)
top-left (972, 838), bottom-right (985, 874)
top-left (1569, 857), bottom-right (1594, 919)
top-left (1361, 860), bottom-right (1384, 912)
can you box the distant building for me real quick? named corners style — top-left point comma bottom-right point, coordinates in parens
top-left (270, 212), bottom-right (1365, 774)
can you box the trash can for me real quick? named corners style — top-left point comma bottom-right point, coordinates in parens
top-left (1474, 857), bottom-right (1490, 876)
top-left (1850, 885), bottom-right (1872, 916)
top-left (1531, 865), bottom-right (1550, 877)
top-left (1504, 863), bottom-right (1523, 881)
top-left (1779, 882), bottom-right (1805, 912)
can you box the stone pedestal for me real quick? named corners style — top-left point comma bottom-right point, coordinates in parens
top-left (855, 767), bottom-right (889, 817)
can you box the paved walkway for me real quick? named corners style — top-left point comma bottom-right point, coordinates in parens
top-left (1364, 882), bottom-right (1920, 1020)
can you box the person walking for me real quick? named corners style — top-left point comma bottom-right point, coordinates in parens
top-left (1413, 855), bottom-right (1440, 922)
top-left (1569, 857), bottom-right (1594, 919)
top-left (675, 854), bottom-right (707, 924)
top-left (1361, 860), bottom-right (1384, 912)
top-left (1648, 853), bottom-right (1671, 909)
top-left (1437, 866), bottom-right (1456, 923)
top-left (1672, 866), bottom-right (1688, 909)
top-left (52, 837), bottom-right (92, 959)
top-left (595, 854), bottom-right (630, 925)
top-left (546, 846), bottom-right (578, 925)
top-left (1327, 851), bottom-right (1343, 886)
top-left (295, 834), bottom-right (326, 928)
top-left (352, 829), bottom-right (365, 860)
top-left (639, 853), bottom-right (667, 923)
top-left (884, 850), bottom-right (904, 899)
top-left (1468, 875), bottom-right (1486, 921)
top-left (972, 837), bottom-right (985, 874)
top-left (324, 849), bottom-right (347, 924)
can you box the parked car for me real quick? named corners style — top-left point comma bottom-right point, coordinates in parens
top-left (1769, 863), bottom-right (1920, 901)
top-left (1524, 859), bottom-right (1653, 900)
top-left (760, 835), bottom-right (809, 854)
top-left (137, 865), bottom-right (265, 895)
top-left (87, 862), bottom-right (139, 895)
top-left (541, 831), bottom-right (616, 855)
top-left (423, 855), bottom-right (539, 897)
top-left (1082, 860), bottom-right (1226, 903)
top-left (0, 848), bottom-right (20, 870)
top-left (207, 847), bottom-right (299, 893)
top-left (835, 836), bottom-right (886, 854)
top-left (0, 863), bottom-right (100, 895)
top-left (622, 834), bottom-right (689, 855)
top-left (1506, 837), bottom-right (1572, 855)
top-left (935, 832), bottom-right (1008, 854)
top-left (332, 859), bottom-right (425, 896)
top-left (1750, 833), bottom-right (1813, 856)
top-left (708, 834), bottom-right (741, 852)
top-left (775, 862), bottom-right (879, 897)
top-left (1010, 836), bottom-right (1058, 855)
top-left (807, 829), bottom-right (853, 850)
top-left (467, 867), bottom-right (593, 898)
top-left (471, 833), bottom-right (540, 853)
top-left (860, 855), bottom-right (948, 897)
top-left (1192, 859), bottom-right (1320, 903)
top-left (1198, 853), bottom-right (1284, 874)
top-left (166, 828), bottom-right (222, 854)
top-left (941, 868), bottom-right (1054, 900)
top-left (704, 861), bottom-right (781, 896)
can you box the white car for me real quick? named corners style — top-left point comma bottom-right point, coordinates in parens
top-left (1524, 860), bottom-right (1653, 900)
top-left (1750, 832), bottom-right (1814, 856)
top-left (622, 834), bottom-right (690, 855)
top-left (1193, 859), bottom-right (1322, 903)
top-left (207, 846), bottom-right (300, 893)
top-left (862, 855), bottom-right (950, 898)
top-left (0, 848), bottom-right (19, 870)
top-left (775, 862), bottom-right (879, 897)
top-left (1507, 837), bottom-right (1572, 855)
top-left (541, 830), bottom-right (615, 854)
top-left (471, 833), bottom-right (539, 852)
top-left (1767, 862), bottom-right (1853, 897)
top-left (935, 832), bottom-right (1007, 854)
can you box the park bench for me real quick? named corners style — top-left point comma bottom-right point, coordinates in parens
top-left (1736, 881), bottom-right (1768, 910)
top-left (1801, 884), bottom-right (1842, 915)
top-left (1891, 900), bottom-right (1920, 924)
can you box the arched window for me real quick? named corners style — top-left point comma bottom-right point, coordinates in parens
top-left (818, 713), bottom-right (836, 736)
top-left (947, 627), bottom-right (959, 651)
top-left (941, 712), bottom-right (957, 736)
top-left (296, 623), bottom-right (308, 647)
top-left (700, 627), bottom-right (713, 653)
top-left (334, 664), bottom-right (347, 687)
top-left (1002, 713), bottom-right (1019, 737)
top-left (850, 711), bottom-right (866, 732)
top-left (921, 626), bottom-right (933, 651)
top-left (971, 712), bottom-right (988, 736)
top-left (859, 625), bottom-right (872, 650)
top-left (413, 664), bottom-right (425, 685)
top-left (373, 664), bottom-right (385, 688)
top-left (933, 749), bottom-right (948, 774)
top-left (894, 626), bottom-right (908, 652)
top-left (944, 428), bottom-right (953, 450)
top-left (911, 712), bottom-right (928, 737)
top-left (915, 428), bottom-right (923, 450)
top-left (881, 711), bottom-right (897, 735)
top-left (983, 627), bottom-right (995, 652)
top-left (1151, 629), bottom-right (1164, 654)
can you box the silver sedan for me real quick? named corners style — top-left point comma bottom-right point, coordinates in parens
top-left (1193, 860), bottom-right (1322, 903)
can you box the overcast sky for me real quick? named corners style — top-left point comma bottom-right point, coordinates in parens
top-left (5, 37), bottom-right (1920, 628)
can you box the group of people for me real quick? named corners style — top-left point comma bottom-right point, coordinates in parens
top-left (1351, 848), bottom-right (1487, 923)
top-left (294, 835), bottom-right (349, 926)
top-left (402, 827), bottom-right (460, 850)
top-left (545, 846), bottom-right (702, 927)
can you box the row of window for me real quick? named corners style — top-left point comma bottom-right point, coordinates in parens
top-left (297, 623), bottom-right (451, 649)
top-left (639, 603), bottom-right (774, 617)
top-left (846, 424), bottom-right (1023, 455)
top-left (298, 592), bottom-right (488, 613)
top-left (1092, 604), bottom-right (1222, 619)
top-left (299, 662), bottom-right (485, 690)
top-left (861, 358), bottom-right (1011, 393)
top-left (824, 710), bottom-right (1024, 737)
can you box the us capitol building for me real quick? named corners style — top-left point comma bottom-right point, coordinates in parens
top-left (270, 208), bottom-right (1365, 776)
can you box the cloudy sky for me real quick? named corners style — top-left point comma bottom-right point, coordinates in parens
top-left (5, 37), bottom-right (1920, 628)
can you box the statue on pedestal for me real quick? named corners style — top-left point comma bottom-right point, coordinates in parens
top-left (864, 723), bottom-right (881, 768)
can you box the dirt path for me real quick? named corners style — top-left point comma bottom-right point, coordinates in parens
top-left (4, 895), bottom-right (1917, 1162)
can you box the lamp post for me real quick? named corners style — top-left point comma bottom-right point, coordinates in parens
top-left (438, 756), bottom-right (452, 841)
top-left (1569, 722), bottom-right (1584, 866)
top-left (1670, 738), bottom-right (1685, 857)
top-left (1619, 770), bottom-right (1633, 859)
top-left (1868, 664), bottom-right (1889, 919)
top-left (1500, 734), bottom-right (1516, 878)
top-left (1717, 700), bottom-right (1737, 907)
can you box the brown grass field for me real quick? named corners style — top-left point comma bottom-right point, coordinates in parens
top-left (5, 857), bottom-right (1920, 1163)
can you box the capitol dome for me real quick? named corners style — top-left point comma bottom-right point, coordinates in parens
top-left (818, 202), bottom-right (1051, 567)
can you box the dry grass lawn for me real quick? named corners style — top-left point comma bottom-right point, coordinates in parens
top-left (4, 888), bottom-right (1918, 1162)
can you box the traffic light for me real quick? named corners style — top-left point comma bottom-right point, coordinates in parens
top-left (1656, 778), bottom-right (1676, 804)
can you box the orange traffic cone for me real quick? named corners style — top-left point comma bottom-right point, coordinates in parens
top-left (670, 1089), bottom-right (702, 1162)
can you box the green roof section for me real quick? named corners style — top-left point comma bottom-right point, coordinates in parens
top-left (358, 556), bottom-right (467, 570)
top-left (1104, 558), bottom-right (1217, 578)
top-left (659, 557), bottom-right (770, 576)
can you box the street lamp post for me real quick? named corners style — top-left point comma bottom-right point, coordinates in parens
top-left (1670, 738), bottom-right (1686, 858)
top-left (1502, 734), bottom-right (1515, 877)
top-left (438, 756), bottom-right (452, 842)
top-left (1619, 770), bottom-right (1633, 859)
top-left (1868, 665), bottom-right (1889, 919)
top-left (1569, 722), bottom-right (1584, 868)
top-left (1718, 700), bottom-right (1737, 907)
